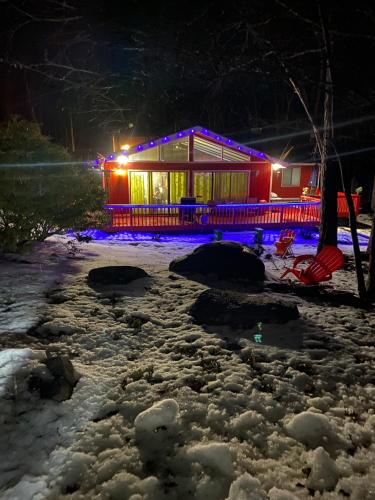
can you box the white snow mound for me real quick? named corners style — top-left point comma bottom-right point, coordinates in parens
top-left (225, 473), bottom-right (267, 499)
top-left (285, 411), bottom-right (340, 449)
top-left (188, 442), bottom-right (233, 475)
top-left (268, 487), bottom-right (300, 499)
top-left (134, 398), bottom-right (179, 432)
top-left (306, 446), bottom-right (339, 491)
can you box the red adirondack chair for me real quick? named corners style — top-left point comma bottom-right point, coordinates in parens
top-left (274, 229), bottom-right (295, 257)
top-left (280, 245), bottom-right (344, 284)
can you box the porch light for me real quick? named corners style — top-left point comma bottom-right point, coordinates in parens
top-left (272, 163), bottom-right (286, 171)
top-left (116, 154), bottom-right (129, 165)
top-left (114, 168), bottom-right (126, 175)
top-left (120, 144), bottom-right (130, 151)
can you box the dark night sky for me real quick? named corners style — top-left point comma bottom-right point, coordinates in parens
top-left (1, 0), bottom-right (375, 175)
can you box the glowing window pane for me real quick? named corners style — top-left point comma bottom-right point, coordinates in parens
top-left (129, 148), bottom-right (158, 161)
top-left (151, 172), bottom-right (168, 204)
top-left (194, 137), bottom-right (222, 161)
top-left (130, 172), bottom-right (150, 204)
top-left (160, 139), bottom-right (189, 161)
top-left (194, 172), bottom-right (213, 203)
top-left (170, 172), bottom-right (188, 203)
top-left (213, 172), bottom-right (231, 201)
top-left (230, 172), bottom-right (249, 202)
top-left (222, 147), bottom-right (249, 162)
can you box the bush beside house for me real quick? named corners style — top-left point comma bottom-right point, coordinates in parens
top-left (0, 117), bottom-right (105, 252)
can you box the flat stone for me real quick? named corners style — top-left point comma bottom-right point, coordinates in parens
top-left (88, 266), bottom-right (148, 285)
top-left (29, 355), bottom-right (80, 402)
top-left (190, 288), bottom-right (299, 328)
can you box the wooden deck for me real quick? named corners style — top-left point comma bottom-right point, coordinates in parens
top-left (104, 202), bottom-right (321, 232)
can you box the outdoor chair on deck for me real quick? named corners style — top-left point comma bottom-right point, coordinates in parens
top-left (280, 245), bottom-right (344, 285)
top-left (274, 229), bottom-right (295, 258)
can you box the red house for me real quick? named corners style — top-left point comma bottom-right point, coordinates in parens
top-left (102, 126), bottom-right (357, 231)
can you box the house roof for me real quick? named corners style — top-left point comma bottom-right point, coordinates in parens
top-left (105, 125), bottom-right (284, 164)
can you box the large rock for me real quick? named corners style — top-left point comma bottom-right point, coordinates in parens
top-left (169, 242), bottom-right (265, 281)
top-left (28, 355), bottom-right (80, 401)
top-left (190, 289), bottom-right (299, 328)
top-left (88, 266), bottom-right (148, 285)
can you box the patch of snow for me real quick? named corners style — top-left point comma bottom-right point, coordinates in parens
top-left (306, 446), bottom-right (339, 492)
top-left (134, 398), bottom-right (179, 432)
top-left (187, 443), bottom-right (233, 475)
top-left (285, 411), bottom-right (348, 452)
top-left (1, 231), bottom-right (375, 498)
top-left (268, 487), bottom-right (300, 499)
top-left (225, 473), bottom-right (267, 499)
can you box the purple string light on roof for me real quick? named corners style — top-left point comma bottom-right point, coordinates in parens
top-left (149, 141), bottom-right (155, 147)
top-left (137, 145), bottom-right (144, 151)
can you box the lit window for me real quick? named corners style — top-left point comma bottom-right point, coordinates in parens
top-left (214, 172), bottom-right (249, 202)
top-left (129, 148), bottom-right (159, 161)
top-left (151, 172), bottom-right (168, 204)
top-left (130, 171), bottom-right (188, 204)
top-left (194, 137), bottom-right (222, 161)
top-left (222, 147), bottom-right (249, 162)
top-left (194, 171), bottom-right (249, 202)
top-left (160, 139), bottom-right (189, 161)
top-left (282, 167), bottom-right (301, 187)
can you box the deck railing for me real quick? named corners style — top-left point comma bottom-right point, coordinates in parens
top-left (104, 201), bottom-right (321, 232)
top-left (301, 193), bottom-right (360, 217)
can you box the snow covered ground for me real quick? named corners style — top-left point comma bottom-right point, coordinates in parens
top-left (0, 229), bottom-right (374, 499)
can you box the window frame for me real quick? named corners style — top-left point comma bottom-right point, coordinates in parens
top-left (129, 170), bottom-right (189, 204)
top-left (193, 170), bottom-right (250, 203)
top-left (281, 166), bottom-right (301, 187)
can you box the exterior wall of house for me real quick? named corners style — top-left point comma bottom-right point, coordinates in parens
top-left (247, 162), bottom-right (272, 202)
top-left (104, 160), bottom-right (272, 204)
top-left (271, 164), bottom-right (315, 199)
top-left (105, 168), bottom-right (130, 204)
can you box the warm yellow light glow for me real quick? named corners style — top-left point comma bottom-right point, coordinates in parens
top-left (116, 154), bottom-right (129, 165)
top-left (114, 168), bottom-right (126, 176)
top-left (272, 162), bottom-right (286, 171)
top-left (120, 144), bottom-right (130, 151)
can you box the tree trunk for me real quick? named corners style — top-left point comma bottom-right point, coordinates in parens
top-left (317, 1), bottom-right (337, 252)
top-left (318, 164), bottom-right (338, 250)
top-left (366, 214), bottom-right (375, 298)
top-left (335, 156), bottom-right (367, 299)
top-left (371, 174), bottom-right (375, 212)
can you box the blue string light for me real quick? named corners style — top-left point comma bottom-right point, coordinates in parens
top-left (104, 125), bottom-right (279, 163)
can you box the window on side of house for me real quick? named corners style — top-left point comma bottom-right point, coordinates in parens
top-left (130, 171), bottom-right (188, 204)
top-left (193, 137), bottom-right (222, 161)
top-left (193, 172), bottom-right (213, 202)
top-left (194, 171), bottom-right (249, 203)
top-left (129, 148), bottom-right (159, 161)
top-left (282, 167), bottom-right (301, 186)
top-left (130, 171), bottom-right (150, 204)
top-left (170, 172), bottom-right (188, 203)
top-left (151, 172), bottom-right (168, 204)
top-left (160, 139), bottom-right (189, 161)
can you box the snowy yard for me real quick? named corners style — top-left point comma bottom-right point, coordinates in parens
top-left (0, 230), bottom-right (374, 499)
